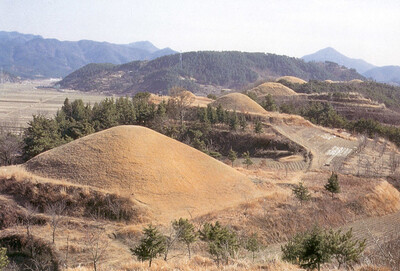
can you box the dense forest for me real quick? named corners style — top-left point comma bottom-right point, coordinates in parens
top-left (59, 51), bottom-right (364, 95)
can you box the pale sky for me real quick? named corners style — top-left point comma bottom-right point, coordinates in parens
top-left (1, 0), bottom-right (400, 66)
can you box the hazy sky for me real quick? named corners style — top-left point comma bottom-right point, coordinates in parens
top-left (1, 0), bottom-right (400, 66)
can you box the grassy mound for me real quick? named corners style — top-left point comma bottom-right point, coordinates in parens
top-left (248, 82), bottom-right (298, 97)
top-left (276, 76), bottom-right (307, 84)
top-left (25, 126), bottom-right (259, 221)
top-left (349, 79), bottom-right (364, 83)
top-left (211, 93), bottom-right (267, 114)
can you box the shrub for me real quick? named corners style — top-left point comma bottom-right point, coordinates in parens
top-left (131, 224), bottom-right (166, 267)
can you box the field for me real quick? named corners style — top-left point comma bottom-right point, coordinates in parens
top-left (0, 80), bottom-right (108, 129)
top-left (1, 83), bottom-right (400, 270)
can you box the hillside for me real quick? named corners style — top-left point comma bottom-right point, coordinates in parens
top-left (59, 51), bottom-right (364, 95)
top-left (363, 65), bottom-right (400, 85)
top-left (0, 31), bottom-right (177, 78)
top-left (302, 47), bottom-right (375, 73)
top-left (278, 79), bottom-right (400, 111)
top-left (0, 69), bottom-right (20, 83)
top-left (25, 125), bottom-right (259, 220)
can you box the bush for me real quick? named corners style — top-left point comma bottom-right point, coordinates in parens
top-left (282, 226), bottom-right (365, 270)
top-left (0, 247), bottom-right (8, 271)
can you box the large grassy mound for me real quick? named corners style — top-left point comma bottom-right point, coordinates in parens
top-left (25, 126), bottom-right (259, 220)
top-left (249, 82), bottom-right (298, 97)
top-left (276, 76), bottom-right (307, 84)
top-left (211, 93), bottom-right (268, 114)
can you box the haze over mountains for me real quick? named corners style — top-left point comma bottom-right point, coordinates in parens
top-left (0, 31), bottom-right (177, 78)
top-left (303, 47), bottom-right (400, 85)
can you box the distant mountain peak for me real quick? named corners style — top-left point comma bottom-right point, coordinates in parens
top-left (302, 47), bottom-right (375, 74)
top-left (126, 41), bottom-right (159, 53)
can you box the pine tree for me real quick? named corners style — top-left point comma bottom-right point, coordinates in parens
top-left (239, 115), bottom-right (248, 131)
top-left (228, 148), bottom-right (237, 167)
top-left (207, 104), bottom-right (217, 124)
top-left (200, 222), bottom-right (239, 265)
top-left (242, 151), bottom-right (253, 169)
top-left (245, 233), bottom-right (260, 262)
top-left (292, 182), bottom-right (311, 206)
top-left (324, 172), bottom-right (340, 199)
top-left (262, 94), bottom-right (278, 111)
top-left (0, 247), bottom-right (8, 271)
top-left (254, 120), bottom-right (263, 134)
top-left (229, 111), bottom-right (239, 131)
top-left (131, 225), bottom-right (166, 267)
top-left (327, 228), bottom-right (366, 269)
top-left (282, 226), bottom-right (331, 271)
top-left (282, 227), bottom-right (366, 271)
top-left (216, 104), bottom-right (225, 123)
top-left (24, 114), bottom-right (64, 159)
top-left (172, 218), bottom-right (198, 259)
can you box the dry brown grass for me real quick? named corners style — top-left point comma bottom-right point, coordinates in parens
top-left (65, 255), bottom-right (301, 271)
top-left (211, 93), bottom-right (268, 114)
top-left (193, 171), bottom-right (400, 245)
top-left (25, 125), bottom-right (261, 222)
top-left (249, 82), bottom-right (298, 97)
top-left (0, 174), bottom-right (147, 222)
top-left (149, 93), bottom-right (212, 108)
top-left (276, 76), bottom-right (307, 84)
top-left (361, 181), bottom-right (400, 216)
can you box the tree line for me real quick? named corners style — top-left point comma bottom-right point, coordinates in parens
top-left (1, 88), bottom-right (262, 163)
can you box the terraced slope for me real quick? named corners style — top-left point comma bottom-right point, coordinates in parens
top-left (273, 124), bottom-right (359, 169)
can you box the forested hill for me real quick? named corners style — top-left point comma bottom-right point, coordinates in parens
top-left (59, 51), bottom-right (364, 95)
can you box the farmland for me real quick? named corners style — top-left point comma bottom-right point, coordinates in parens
top-left (0, 80), bottom-right (109, 130)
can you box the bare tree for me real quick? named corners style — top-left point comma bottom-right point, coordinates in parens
top-left (83, 227), bottom-right (109, 271)
top-left (163, 224), bottom-right (179, 261)
top-left (23, 204), bottom-right (38, 238)
top-left (389, 152), bottom-right (399, 175)
top-left (46, 201), bottom-right (66, 244)
top-left (169, 87), bottom-right (195, 126)
top-left (106, 197), bottom-right (122, 221)
top-left (0, 132), bottom-right (24, 165)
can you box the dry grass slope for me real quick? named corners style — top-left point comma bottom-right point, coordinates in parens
top-left (25, 125), bottom-right (260, 221)
top-left (211, 93), bottom-right (267, 114)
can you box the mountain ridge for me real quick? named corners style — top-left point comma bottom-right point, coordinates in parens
top-left (363, 65), bottom-right (400, 85)
top-left (302, 47), bottom-right (376, 74)
top-left (59, 50), bottom-right (365, 95)
top-left (0, 31), bottom-right (177, 78)
top-left (302, 47), bottom-right (400, 85)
